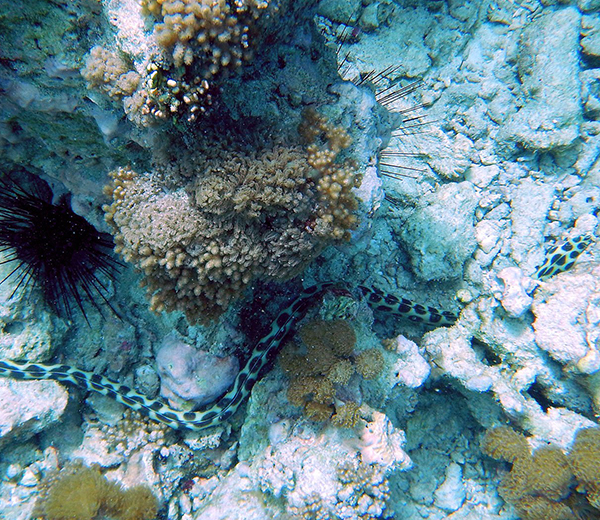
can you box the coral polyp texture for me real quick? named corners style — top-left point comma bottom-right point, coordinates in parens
top-left (482, 425), bottom-right (600, 520)
top-left (104, 113), bottom-right (361, 321)
top-left (34, 462), bottom-right (158, 520)
top-left (142, 0), bottom-right (270, 71)
top-left (81, 46), bottom-right (140, 102)
top-left (280, 318), bottom-right (383, 425)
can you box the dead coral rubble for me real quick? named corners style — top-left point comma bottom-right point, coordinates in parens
top-left (103, 113), bottom-right (362, 322)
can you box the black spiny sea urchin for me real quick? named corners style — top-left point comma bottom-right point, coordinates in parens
top-left (0, 176), bottom-right (121, 322)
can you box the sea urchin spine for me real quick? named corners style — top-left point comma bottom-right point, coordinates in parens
top-left (0, 176), bottom-right (121, 322)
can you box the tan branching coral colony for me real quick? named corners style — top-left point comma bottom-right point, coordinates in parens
top-left (82, 0), bottom-right (277, 124)
top-left (142, 0), bottom-right (268, 70)
top-left (104, 110), bottom-right (362, 322)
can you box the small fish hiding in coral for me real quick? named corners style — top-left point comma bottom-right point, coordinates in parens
top-left (534, 234), bottom-right (593, 281)
top-left (0, 176), bottom-right (121, 322)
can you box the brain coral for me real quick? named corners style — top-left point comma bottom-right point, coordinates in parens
top-left (104, 114), bottom-right (361, 321)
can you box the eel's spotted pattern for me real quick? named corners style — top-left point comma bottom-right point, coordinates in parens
top-left (534, 235), bottom-right (593, 281)
top-left (0, 283), bottom-right (455, 431)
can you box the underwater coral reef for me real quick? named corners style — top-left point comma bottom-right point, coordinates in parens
top-left (0, 0), bottom-right (599, 519)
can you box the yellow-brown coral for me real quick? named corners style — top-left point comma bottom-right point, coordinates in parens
top-left (305, 401), bottom-right (334, 422)
top-left (568, 426), bottom-right (600, 509)
top-left (483, 426), bottom-right (599, 520)
top-left (482, 425), bottom-right (531, 463)
top-left (104, 113), bottom-right (361, 321)
top-left (355, 348), bottom-right (384, 380)
top-left (327, 358), bottom-right (355, 385)
top-left (286, 375), bottom-right (335, 407)
top-left (515, 496), bottom-right (575, 520)
top-left (332, 401), bottom-right (361, 428)
top-left (525, 446), bottom-right (573, 501)
top-left (300, 319), bottom-right (356, 358)
top-left (38, 465), bottom-right (106, 520)
top-left (34, 463), bottom-right (158, 520)
top-left (568, 427), bottom-right (600, 489)
top-left (105, 485), bottom-right (160, 520)
top-left (280, 319), bottom-right (384, 427)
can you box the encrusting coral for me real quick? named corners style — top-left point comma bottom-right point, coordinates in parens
top-left (103, 111), bottom-right (361, 321)
top-left (482, 425), bottom-right (600, 520)
top-left (33, 462), bottom-right (158, 520)
top-left (279, 319), bottom-right (384, 425)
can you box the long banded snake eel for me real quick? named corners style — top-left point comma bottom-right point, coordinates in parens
top-left (0, 230), bottom-right (593, 432)
top-left (0, 283), bottom-right (456, 431)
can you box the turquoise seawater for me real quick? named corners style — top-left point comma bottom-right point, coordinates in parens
top-left (0, 1), bottom-right (599, 519)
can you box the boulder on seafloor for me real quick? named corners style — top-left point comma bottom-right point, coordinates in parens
top-left (0, 379), bottom-right (68, 449)
top-left (155, 334), bottom-right (239, 409)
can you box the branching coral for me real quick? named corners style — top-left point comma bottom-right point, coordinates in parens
top-left (141, 0), bottom-right (270, 71)
top-left (279, 319), bottom-right (385, 426)
top-left (138, 0), bottom-right (274, 122)
top-left (300, 108), bottom-right (361, 240)
top-left (104, 112), bottom-right (361, 321)
top-left (482, 425), bottom-right (600, 520)
top-left (84, 1), bottom-right (282, 125)
top-left (127, 61), bottom-right (218, 124)
top-left (34, 462), bottom-right (158, 520)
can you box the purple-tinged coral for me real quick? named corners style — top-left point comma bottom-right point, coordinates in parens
top-left (155, 334), bottom-right (239, 408)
